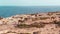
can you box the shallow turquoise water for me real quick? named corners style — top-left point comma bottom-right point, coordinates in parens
top-left (0, 6), bottom-right (60, 17)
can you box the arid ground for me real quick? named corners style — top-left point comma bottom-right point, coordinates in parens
top-left (0, 12), bottom-right (60, 34)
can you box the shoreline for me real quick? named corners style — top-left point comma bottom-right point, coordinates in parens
top-left (0, 12), bottom-right (60, 34)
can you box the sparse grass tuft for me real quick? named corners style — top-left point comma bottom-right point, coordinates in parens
top-left (15, 22), bottom-right (45, 28)
top-left (16, 24), bottom-right (30, 28)
top-left (30, 22), bottom-right (45, 28)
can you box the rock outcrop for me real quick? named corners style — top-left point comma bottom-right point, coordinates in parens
top-left (0, 12), bottom-right (60, 34)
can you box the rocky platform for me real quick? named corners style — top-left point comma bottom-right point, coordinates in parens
top-left (0, 12), bottom-right (60, 34)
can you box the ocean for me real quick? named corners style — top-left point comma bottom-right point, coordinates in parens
top-left (0, 6), bottom-right (60, 17)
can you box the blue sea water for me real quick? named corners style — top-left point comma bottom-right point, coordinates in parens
top-left (0, 6), bottom-right (60, 17)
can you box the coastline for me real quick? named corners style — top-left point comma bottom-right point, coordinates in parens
top-left (0, 12), bottom-right (60, 34)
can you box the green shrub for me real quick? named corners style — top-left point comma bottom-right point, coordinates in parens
top-left (30, 22), bottom-right (45, 28)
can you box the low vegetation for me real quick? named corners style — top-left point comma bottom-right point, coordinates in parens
top-left (16, 24), bottom-right (30, 28)
top-left (40, 17), bottom-right (50, 20)
top-left (17, 33), bottom-right (31, 34)
top-left (30, 22), bottom-right (45, 28)
top-left (15, 22), bottom-right (45, 28)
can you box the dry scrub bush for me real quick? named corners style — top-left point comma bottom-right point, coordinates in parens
top-left (40, 17), bottom-right (50, 20)
top-left (15, 22), bottom-right (45, 28)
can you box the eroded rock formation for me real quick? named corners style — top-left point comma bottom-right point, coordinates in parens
top-left (0, 12), bottom-right (60, 34)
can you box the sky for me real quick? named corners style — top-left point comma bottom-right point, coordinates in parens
top-left (0, 0), bottom-right (60, 6)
